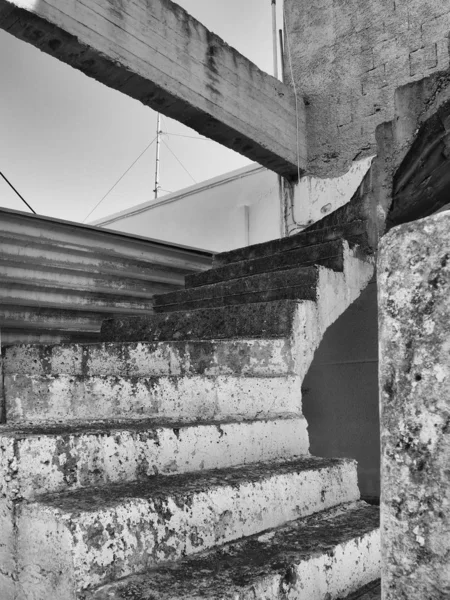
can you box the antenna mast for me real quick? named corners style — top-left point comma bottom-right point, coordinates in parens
top-left (154, 113), bottom-right (162, 199)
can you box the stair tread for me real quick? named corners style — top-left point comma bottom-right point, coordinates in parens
top-left (0, 415), bottom-right (300, 438)
top-left (33, 456), bottom-right (354, 509)
top-left (187, 239), bottom-right (344, 289)
top-left (86, 502), bottom-right (379, 600)
top-left (213, 220), bottom-right (369, 267)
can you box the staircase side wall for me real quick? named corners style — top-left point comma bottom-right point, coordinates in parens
top-left (302, 278), bottom-right (379, 500)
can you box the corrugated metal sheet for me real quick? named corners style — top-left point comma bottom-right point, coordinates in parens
top-left (0, 207), bottom-right (212, 344)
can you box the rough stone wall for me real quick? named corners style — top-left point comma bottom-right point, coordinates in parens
top-left (284, 0), bottom-right (450, 177)
top-left (378, 211), bottom-right (450, 599)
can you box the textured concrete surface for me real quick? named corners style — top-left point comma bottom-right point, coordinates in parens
top-left (0, 417), bottom-right (309, 498)
top-left (3, 372), bottom-right (302, 424)
top-left (378, 211), bottom-right (450, 599)
top-left (0, 0), bottom-right (303, 176)
top-left (284, 0), bottom-right (450, 176)
top-left (85, 502), bottom-right (379, 600)
top-left (4, 338), bottom-right (296, 378)
top-left (16, 458), bottom-right (359, 597)
top-left (154, 265), bottom-right (318, 312)
top-left (186, 240), bottom-right (344, 289)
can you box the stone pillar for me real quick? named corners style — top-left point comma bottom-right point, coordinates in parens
top-left (378, 212), bottom-right (450, 599)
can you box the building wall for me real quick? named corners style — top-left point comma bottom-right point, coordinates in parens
top-left (284, 0), bottom-right (450, 177)
top-left (92, 165), bottom-right (281, 253)
top-left (302, 279), bottom-right (380, 500)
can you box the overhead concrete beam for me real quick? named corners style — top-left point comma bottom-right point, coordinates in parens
top-left (0, 0), bottom-right (305, 177)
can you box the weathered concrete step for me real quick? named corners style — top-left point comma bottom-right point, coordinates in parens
top-left (16, 458), bottom-right (360, 597)
top-left (85, 502), bottom-right (380, 600)
top-left (213, 220), bottom-right (370, 267)
top-left (4, 371), bottom-right (302, 424)
top-left (101, 300), bottom-right (301, 343)
top-left (4, 337), bottom-right (295, 379)
top-left (0, 416), bottom-right (309, 499)
top-left (154, 265), bottom-right (318, 313)
top-left (186, 239), bottom-right (344, 289)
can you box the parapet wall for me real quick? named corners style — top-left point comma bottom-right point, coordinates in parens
top-left (284, 0), bottom-right (450, 177)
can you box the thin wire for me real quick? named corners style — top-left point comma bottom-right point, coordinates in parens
top-left (162, 131), bottom-right (210, 142)
top-left (161, 138), bottom-right (197, 184)
top-left (0, 171), bottom-right (37, 214)
top-left (82, 136), bottom-right (157, 223)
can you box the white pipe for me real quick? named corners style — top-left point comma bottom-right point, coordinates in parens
top-left (272, 0), bottom-right (278, 79)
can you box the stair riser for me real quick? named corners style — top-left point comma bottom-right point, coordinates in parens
top-left (154, 266), bottom-right (318, 310)
top-left (17, 463), bottom-right (359, 596)
top-left (0, 418), bottom-right (309, 500)
top-left (4, 338), bottom-right (294, 378)
top-left (186, 241), bottom-right (344, 289)
top-left (4, 374), bottom-right (301, 424)
top-left (155, 284), bottom-right (316, 313)
top-left (100, 301), bottom-right (300, 342)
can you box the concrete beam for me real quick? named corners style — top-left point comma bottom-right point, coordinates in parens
top-left (0, 0), bottom-right (305, 177)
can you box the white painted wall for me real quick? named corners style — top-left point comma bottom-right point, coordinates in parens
top-left (93, 160), bottom-right (373, 253)
top-left (285, 157), bottom-right (374, 235)
top-left (92, 165), bottom-right (281, 253)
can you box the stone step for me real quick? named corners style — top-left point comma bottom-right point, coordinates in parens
top-left (153, 265), bottom-right (318, 313)
top-left (84, 502), bottom-right (380, 600)
top-left (4, 337), bottom-right (295, 379)
top-left (186, 239), bottom-right (344, 289)
top-left (16, 458), bottom-right (360, 598)
top-left (213, 220), bottom-right (369, 268)
top-left (100, 299), bottom-right (301, 343)
top-left (4, 371), bottom-right (301, 424)
top-left (0, 416), bottom-right (309, 499)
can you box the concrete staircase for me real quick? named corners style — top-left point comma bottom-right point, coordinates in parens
top-left (0, 217), bottom-right (380, 599)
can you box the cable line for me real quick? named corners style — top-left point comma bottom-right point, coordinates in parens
top-left (162, 132), bottom-right (209, 142)
top-left (161, 138), bottom-right (197, 184)
top-left (82, 135), bottom-right (157, 223)
top-left (0, 171), bottom-right (37, 214)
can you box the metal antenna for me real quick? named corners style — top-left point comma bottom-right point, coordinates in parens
top-left (154, 113), bottom-right (162, 199)
top-left (272, 0), bottom-right (279, 79)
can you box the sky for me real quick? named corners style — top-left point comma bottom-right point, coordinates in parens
top-left (0, 0), bottom-right (284, 224)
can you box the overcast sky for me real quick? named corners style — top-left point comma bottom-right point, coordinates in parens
top-left (0, 0), bottom-right (284, 223)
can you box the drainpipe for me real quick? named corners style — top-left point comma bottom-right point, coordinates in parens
top-left (272, 0), bottom-right (278, 79)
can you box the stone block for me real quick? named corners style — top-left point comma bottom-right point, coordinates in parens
top-left (378, 211), bottom-right (450, 599)
top-left (409, 43), bottom-right (438, 77)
